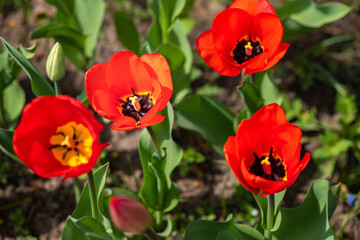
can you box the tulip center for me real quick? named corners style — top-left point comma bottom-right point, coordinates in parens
top-left (232, 37), bottom-right (264, 64)
top-left (49, 122), bottom-right (93, 167)
top-left (118, 88), bottom-right (154, 125)
top-left (249, 147), bottom-right (287, 181)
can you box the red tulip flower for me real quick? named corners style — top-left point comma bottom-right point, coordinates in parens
top-left (13, 95), bottom-right (108, 182)
top-left (197, 0), bottom-right (289, 76)
top-left (223, 103), bottom-right (310, 197)
top-left (85, 50), bottom-right (173, 131)
top-left (109, 195), bottom-right (152, 234)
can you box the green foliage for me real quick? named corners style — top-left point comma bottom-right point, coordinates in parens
top-left (1, 38), bottom-right (54, 97)
top-left (0, 128), bottom-right (20, 162)
top-left (273, 180), bottom-right (340, 240)
top-left (2, 80), bottom-right (25, 123)
top-left (139, 104), bottom-right (183, 213)
top-left (32, 0), bottom-right (105, 69)
top-left (278, 0), bottom-right (352, 41)
top-left (174, 94), bottom-right (235, 155)
top-left (253, 191), bottom-right (286, 231)
top-left (114, 11), bottom-right (141, 55)
top-left (185, 214), bottom-right (264, 240)
top-left (237, 82), bottom-right (264, 118)
top-left (63, 164), bottom-right (125, 240)
top-left (183, 146), bottom-right (205, 164)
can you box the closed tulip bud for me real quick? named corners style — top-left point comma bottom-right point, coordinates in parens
top-left (46, 42), bottom-right (65, 81)
top-left (109, 195), bottom-right (151, 234)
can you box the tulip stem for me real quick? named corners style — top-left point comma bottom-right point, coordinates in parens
top-left (265, 194), bottom-right (275, 240)
top-left (54, 80), bottom-right (61, 95)
top-left (87, 170), bottom-right (99, 220)
top-left (146, 126), bottom-right (161, 155)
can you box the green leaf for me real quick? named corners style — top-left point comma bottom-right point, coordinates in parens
top-left (1, 38), bottom-right (55, 96)
top-left (0, 69), bottom-right (13, 91)
top-left (169, 19), bottom-right (193, 103)
top-left (273, 179), bottom-right (340, 240)
top-left (216, 231), bottom-right (238, 240)
top-left (2, 80), bottom-right (25, 122)
top-left (59, 39), bottom-right (87, 69)
top-left (255, 72), bottom-right (282, 105)
top-left (73, 0), bottom-right (106, 57)
top-left (62, 216), bottom-right (112, 240)
top-left (233, 108), bottom-right (247, 133)
top-left (31, 23), bottom-right (86, 49)
top-left (277, 0), bottom-right (351, 28)
top-left (155, 43), bottom-right (185, 70)
top-left (63, 164), bottom-right (125, 240)
top-left (185, 214), bottom-right (264, 240)
top-left (282, 19), bottom-right (313, 42)
top-left (114, 10), bottom-right (141, 55)
top-left (0, 128), bottom-right (19, 162)
top-left (179, 17), bottom-right (196, 36)
top-left (139, 104), bottom-right (182, 212)
top-left (174, 94), bottom-right (235, 155)
top-left (77, 88), bottom-right (90, 106)
top-left (237, 82), bottom-right (264, 118)
top-left (18, 43), bottom-right (37, 59)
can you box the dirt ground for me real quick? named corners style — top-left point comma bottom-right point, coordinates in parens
top-left (0, 0), bottom-right (359, 239)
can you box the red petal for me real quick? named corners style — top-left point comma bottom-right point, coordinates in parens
top-left (212, 9), bottom-right (252, 64)
top-left (250, 103), bottom-right (289, 128)
top-left (13, 96), bottom-right (107, 180)
top-left (140, 53), bottom-right (173, 110)
top-left (253, 13), bottom-right (284, 59)
top-left (196, 30), bottom-right (242, 76)
top-left (229, 0), bottom-right (277, 16)
top-left (224, 136), bottom-right (260, 195)
top-left (85, 63), bottom-right (122, 122)
top-left (106, 51), bottom-right (160, 97)
top-left (30, 142), bottom-right (69, 178)
top-left (245, 42), bottom-right (289, 76)
top-left (272, 124), bottom-right (302, 168)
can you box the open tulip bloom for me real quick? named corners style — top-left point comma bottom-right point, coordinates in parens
top-left (197, 0), bottom-right (289, 76)
top-left (13, 95), bottom-right (108, 182)
top-left (224, 103), bottom-right (310, 197)
top-left (85, 50), bottom-right (173, 131)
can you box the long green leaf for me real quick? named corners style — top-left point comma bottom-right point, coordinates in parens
top-left (114, 10), bottom-right (141, 55)
top-left (175, 94), bottom-right (234, 155)
top-left (1, 38), bottom-right (54, 96)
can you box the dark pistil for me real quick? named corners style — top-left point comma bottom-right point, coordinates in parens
top-left (118, 88), bottom-right (153, 123)
top-left (233, 38), bottom-right (263, 64)
top-left (249, 147), bottom-right (286, 181)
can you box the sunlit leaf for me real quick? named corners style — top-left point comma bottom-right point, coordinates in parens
top-left (1, 37), bottom-right (55, 96)
top-left (273, 180), bottom-right (340, 240)
top-left (277, 0), bottom-right (351, 28)
top-left (114, 10), bottom-right (141, 55)
top-left (2, 80), bottom-right (25, 122)
top-left (174, 94), bottom-right (235, 155)
top-left (185, 214), bottom-right (264, 240)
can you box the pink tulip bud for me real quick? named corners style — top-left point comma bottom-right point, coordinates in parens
top-left (109, 195), bottom-right (152, 234)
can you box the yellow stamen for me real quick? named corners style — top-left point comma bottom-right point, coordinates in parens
top-left (50, 122), bottom-right (93, 167)
top-left (261, 157), bottom-right (271, 166)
